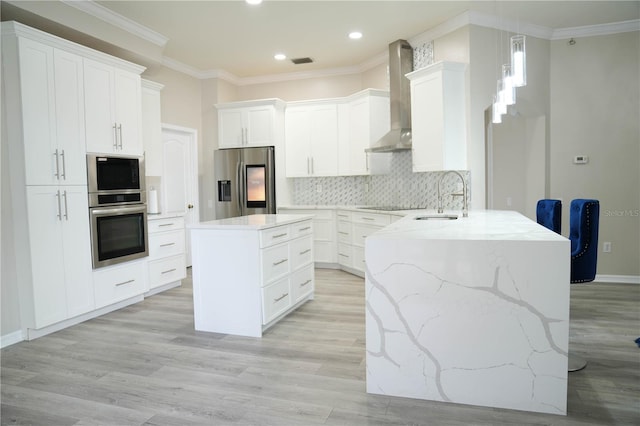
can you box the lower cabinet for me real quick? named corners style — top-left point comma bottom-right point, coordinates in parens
top-left (277, 207), bottom-right (336, 264)
top-left (93, 260), bottom-right (146, 309)
top-left (147, 215), bottom-right (186, 293)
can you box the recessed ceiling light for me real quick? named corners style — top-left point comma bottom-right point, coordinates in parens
top-left (274, 53), bottom-right (286, 61)
top-left (349, 31), bottom-right (363, 40)
top-left (246, 0), bottom-right (263, 5)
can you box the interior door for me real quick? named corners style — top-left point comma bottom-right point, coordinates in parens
top-left (161, 125), bottom-right (199, 266)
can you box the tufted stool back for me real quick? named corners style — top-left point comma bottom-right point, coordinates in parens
top-left (536, 199), bottom-right (562, 234)
top-left (569, 199), bottom-right (600, 283)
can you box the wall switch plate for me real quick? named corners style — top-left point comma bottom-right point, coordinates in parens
top-left (574, 155), bottom-right (589, 164)
top-left (603, 242), bottom-right (612, 253)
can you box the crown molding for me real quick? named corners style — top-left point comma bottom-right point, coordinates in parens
top-left (61, 0), bottom-right (168, 47)
top-left (551, 19), bottom-right (640, 40)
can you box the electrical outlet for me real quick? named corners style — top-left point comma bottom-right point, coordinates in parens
top-left (603, 242), bottom-right (612, 253)
top-left (316, 184), bottom-right (322, 193)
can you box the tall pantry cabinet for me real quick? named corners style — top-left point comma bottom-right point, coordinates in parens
top-left (1, 22), bottom-right (145, 339)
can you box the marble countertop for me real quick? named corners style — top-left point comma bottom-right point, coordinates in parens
top-left (372, 209), bottom-right (568, 242)
top-left (278, 205), bottom-right (427, 217)
top-left (188, 214), bottom-right (314, 231)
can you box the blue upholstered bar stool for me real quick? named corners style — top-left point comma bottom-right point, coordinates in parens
top-left (536, 199), bottom-right (562, 234)
top-left (568, 199), bottom-right (600, 372)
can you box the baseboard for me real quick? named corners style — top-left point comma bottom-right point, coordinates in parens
top-left (1, 330), bottom-right (25, 348)
top-left (594, 274), bottom-right (640, 284)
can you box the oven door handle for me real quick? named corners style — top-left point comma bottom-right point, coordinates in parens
top-left (90, 205), bottom-right (146, 216)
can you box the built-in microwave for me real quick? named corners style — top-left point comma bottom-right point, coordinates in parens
top-left (87, 154), bottom-right (146, 207)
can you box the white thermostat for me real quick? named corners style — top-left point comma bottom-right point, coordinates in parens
top-left (574, 155), bottom-right (589, 164)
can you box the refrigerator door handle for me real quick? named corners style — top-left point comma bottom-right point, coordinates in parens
top-left (236, 160), bottom-right (243, 215)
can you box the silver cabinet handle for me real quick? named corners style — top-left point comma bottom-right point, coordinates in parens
top-left (115, 279), bottom-right (134, 287)
top-left (60, 150), bottom-right (66, 180)
top-left (161, 268), bottom-right (177, 275)
top-left (118, 124), bottom-right (123, 150)
top-left (362, 217), bottom-right (375, 221)
top-left (310, 157), bottom-right (314, 175)
top-left (339, 253), bottom-right (349, 258)
top-left (272, 259), bottom-right (288, 266)
top-left (298, 226), bottom-right (311, 231)
top-left (160, 242), bottom-right (175, 247)
top-left (274, 293), bottom-right (288, 302)
top-left (299, 249), bottom-right (311, 255)
top-left (158, 223), bottom-right (174, 227)
top-left (55, 190), bottom-right (62, 220)
top-left (53, 149), bottom-right (60, 180)
top-left (300, 279), bottom-right (312, 287)
top-left (62, 190), bottom-right (69, 220)
top-left (272, 233), bottom-right (287, 239)
top-left (307, 157), bottom-right (310, 174)
top-left (338, 231), bottom-right (349, 235)
top-left (113, 123), bottom-right (118, 149)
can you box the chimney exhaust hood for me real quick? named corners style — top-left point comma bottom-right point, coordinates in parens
top-left (366, 39), bottom-right (414, 153)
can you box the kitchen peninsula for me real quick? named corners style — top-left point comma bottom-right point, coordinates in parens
top-left (365, 210), bottom-right (570, 415)
top-left (189, 214), bottom-right (314, 337)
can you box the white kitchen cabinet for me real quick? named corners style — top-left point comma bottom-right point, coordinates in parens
top-left (93, 260), bottom-right (147, 309)
top-left (147, 215), bottom-right (186, 294)
top-left (277, 207), bottom-right (337, 264)
top-left (285, 100), bottom-right (339, 177)
top-left (340, 89), bottom-right (391, 176)
top-left (191, 216), bottom-right (314, 337)
top-left (406, 62), bottom-right (467, 172)
top-left (84, 57), bottom-right (143, 155)
top-left (25, 185), bottom-right (94, 329)
top-left (141, 79), bottom-right (164, 176)
top-left (14, 38), bottom-right (87, 186)
top-left (216, 99), bottom-right (285, 148)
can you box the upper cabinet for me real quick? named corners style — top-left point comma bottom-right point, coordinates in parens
top-left (84, 58), bottom-right (143, 155)
top-left (216, 99), bottom-right (285, 148)
top-left (285, 100), bottom-right (339, 177)
top-left (340, 89), bottom-right (390, 176)
top-left (406, 62), bottom-right (467, 172)
top-left (141, 79), bottom-right (164, 176)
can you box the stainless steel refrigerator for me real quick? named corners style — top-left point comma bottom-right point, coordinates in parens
top-left (214, 146), bottom-right (276, 219)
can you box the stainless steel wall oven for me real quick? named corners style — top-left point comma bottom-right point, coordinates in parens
top-left (87, 154), bottom-right (148, 268)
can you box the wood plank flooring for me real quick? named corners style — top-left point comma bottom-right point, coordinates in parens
top-left (2, 269), bottom-right (639, 425)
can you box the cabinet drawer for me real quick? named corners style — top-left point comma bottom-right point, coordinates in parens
top-left (336, 210), bottom-right (352, 221)
top-left (148, 229), bottom-right (185, 260)
top-left (262, 243), bottom-right (290, 285)
top-left (337, 221), bottom-right (352, 243)
top-left (337, 243), bottom-right (353, 268)
top-left (290, 235), bottom-right (313, 271)
top-left (291, 264), bottom-right (314, 303)
top-left (148, 217), bottom-right (185, 233)
top-left (352, 223), bottom-right (383, 247)
top-left (260, 225), bottom-right (290, 248)
top-left (352, 212), bottom-right (390, 226)
top-left (262, 277), bottom-right (291, 324)
top-left (93, 261), bottom-right (146, 308)
top-left (352, 246), bottom-right (365, 272)
top-left (291, 220), bottom-right (313, 239)
top-left (148, 254), bottom-right (186, 290)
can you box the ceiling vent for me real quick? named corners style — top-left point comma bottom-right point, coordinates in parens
top-left (291, 57), bottom-right (313, 65)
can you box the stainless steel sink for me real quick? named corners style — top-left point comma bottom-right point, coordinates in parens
top-left (414, 214), bottom-right (458, 220)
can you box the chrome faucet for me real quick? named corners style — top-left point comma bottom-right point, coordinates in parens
top-left (437, 170), bottom-right (468, 217)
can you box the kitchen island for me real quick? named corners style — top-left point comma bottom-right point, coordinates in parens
top-left (189, 214), bottom-right (314, 337)
top-left (365, 210), bottom-right (570, 415)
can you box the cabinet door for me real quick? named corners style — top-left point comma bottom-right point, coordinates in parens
top-left (308, 105), bottom-right (338, 176)
top-left (60, 186), bottom-right (94, 317)
top-left (84, 58), bottom-right (117, 153)
top-left (411, 72), bottom-right (444, 172)
top-left (26, 186), bottom-right (67, 328)
top-left (218, 109), bottom-right (244, 148)
top-left (54, 49), bottom-right (87, 185)
top-left (114, 69), bottom-right (142, 155)
top-left (18, 38), bottom-right (58, 186)
top-left (245, 106), bottom-right (273, 146)
top-left (284, 107), bottom-right (311, 177)
top-left (142, 85), bottom-right (163, 176)
top-left (348, 97), bottom-right (369, 175)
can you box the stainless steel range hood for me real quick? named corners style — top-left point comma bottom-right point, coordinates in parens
top-left (366, 39), bottom-right (414, 153)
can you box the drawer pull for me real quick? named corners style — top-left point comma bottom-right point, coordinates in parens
top-left (115, 279), bottom-right (134, 287)
top-left (272, 233), bottom-right (288, 239)
top-left (273, 259), bottom-right (288, 266)
top-left (300, 279), bottom-right (312, 287)
top-left (337, 214), bottom-right (348, 218)
top-left (160, 242), bottom-right (175, 247)
top-left (274, 293), bottom-right (289, 302)
top-left (362, 217), bottom-right (375, 221)
top-left (161, 268), bottom-right (177, 275)
top-left (339, 253), bottom-right (349, 258)
top-left (338, 231), bottom-right (349, 235)
top-left (299, 249), bottom-right (311, 255)
top-left (159, 223), bottom-right (174, 227)
top-left (298, 226), bottom-right (311, 231)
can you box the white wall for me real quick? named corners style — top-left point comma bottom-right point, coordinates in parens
top-left (550, 31), bottom-right (639, 276)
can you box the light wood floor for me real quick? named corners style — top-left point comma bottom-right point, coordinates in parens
top-left (2, 269), bottom-right (639, 425)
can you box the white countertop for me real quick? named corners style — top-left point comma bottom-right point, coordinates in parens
top-left (188, 214), bottom-right (314, 231)
top-left (371, 209), bottom-right (568, 242)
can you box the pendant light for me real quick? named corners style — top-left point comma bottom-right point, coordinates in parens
top-left (501, 64), bottom-right (516, 106)
top-left (492, 94), bottom-right (502, 124)
top-left (511, 35), bottom-right (526, 87)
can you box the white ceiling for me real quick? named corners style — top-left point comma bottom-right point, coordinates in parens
top-left (5, 1), bottom-right (640, 79)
